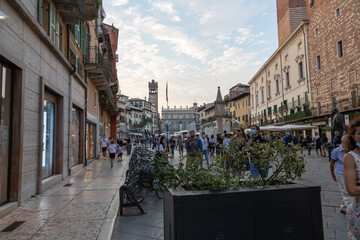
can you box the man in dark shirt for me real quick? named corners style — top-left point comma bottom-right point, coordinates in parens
top-left (284, 129), bottom-right (298, 146)
top-left (247, 125), bottom-right (268, 178)
top-left (186, 130), bottom-right (203, 168)
top-left (306, 132), bottom-right (313, 155)
top-left (333, 130), bottom-right (342, 148)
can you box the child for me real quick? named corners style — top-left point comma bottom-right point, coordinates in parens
top-left (107, 140), bottom-right (118, 168)
top-left (117, 143), bottom-right (123, 162)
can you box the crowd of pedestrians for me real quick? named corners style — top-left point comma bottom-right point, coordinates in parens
top-left (98, 117), bottom-right (360, 238)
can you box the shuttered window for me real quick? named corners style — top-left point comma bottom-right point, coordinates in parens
top-left (49, 3), bottom-right (56, 44)
top-left (80, 24), bottom-right (88, 55)
top-left (38, 0), bottom-right (43, 26)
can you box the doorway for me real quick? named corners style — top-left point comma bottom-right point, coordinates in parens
top-left (71, 106), bottom-right (80, 166)
top-left (0, 64), bottom-right (11, 205)
top-left (42, 93), bottom-right (56, 180)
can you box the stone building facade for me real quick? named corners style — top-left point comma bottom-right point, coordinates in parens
top-left (161, 104), bottom-right (198, 133)
top-left (0, 0), bottom-right (117, 216)
top-left (307, 0), bottom-right (360, 129)
top-left (249, 21), bottom-right (311, 127)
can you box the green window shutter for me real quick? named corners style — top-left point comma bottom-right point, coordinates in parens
top-left (55, 13), bottom-right (60, 49)
top-left (71, 24), bottom-right (76, 38)
top-left (75, 24), bottom-right (80, 45)
top-left (80, 24), bottom-right (87, 55)
top-left (38, 0), bottom-right (43, 26)
top-left (49, 3), bottom-right (56, 43)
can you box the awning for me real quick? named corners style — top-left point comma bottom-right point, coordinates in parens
top-left (256, 124), bottom-right (317, 132)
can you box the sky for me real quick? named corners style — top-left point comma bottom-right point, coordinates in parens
top-left (103, 0), bottom-right (278, 110)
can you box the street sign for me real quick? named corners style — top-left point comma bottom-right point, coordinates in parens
top-left (345, 115), bottom-right (350, 126)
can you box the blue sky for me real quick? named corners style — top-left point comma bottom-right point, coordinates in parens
top-left (103, 0), bottom-right (278, 109)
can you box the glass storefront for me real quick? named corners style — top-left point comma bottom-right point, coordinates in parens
top-left (42, 98), bottom-right (55, 180)
top-left (86, 123), bottom-right (96, 160)
top-left (0, 64), bottom-right (11, 205)
top-left (71, 107), bottom-right (80, 166)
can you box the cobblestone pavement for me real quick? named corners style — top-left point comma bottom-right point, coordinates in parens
top-left (112, 149), bottom-right (347, 240)
top-left (299, 153), bottom-right (347, 240)
top-left (0, 151), bottom-right (131, 240)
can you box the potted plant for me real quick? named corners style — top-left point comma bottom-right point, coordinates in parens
top-left (155, 140), bottom-right (323, 240)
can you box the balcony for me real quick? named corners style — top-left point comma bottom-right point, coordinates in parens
top-left (301, 97), bottom-right (309, 105)
top-left (99, 88), bottom-right (118, 116)
top-left (54, 0), bottom-right (84, 24)
top-left (84, 0), bottom-right (98, 21)
top-left (279, 105), bottom-right (288, 113)
top-left (103, 27), bottom-right (114, 59)
top-left (84, 46), bottom-right (112, 90)
top-left (284, 110), bottom-right (312, 122)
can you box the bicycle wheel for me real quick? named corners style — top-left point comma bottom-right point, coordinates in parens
top-left (126, 178), bottom-right (149, 203)
top-left (155, 186), bottom-right (164, 199)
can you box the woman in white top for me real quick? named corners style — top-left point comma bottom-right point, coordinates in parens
top-left (158, 136), bottom-right (169, 159)
top-left (343, 118), bottom-right (360, 239)
top-left (107, 140), bottom-right (118, 168)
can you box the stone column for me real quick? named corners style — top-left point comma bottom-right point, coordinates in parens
top-left (215, 87), bottom-right (225, 135)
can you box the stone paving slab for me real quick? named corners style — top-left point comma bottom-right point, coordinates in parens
top-left (0, 151), bottom-right (131, 240)
top-left (112, 150), bottom-right (347, 240)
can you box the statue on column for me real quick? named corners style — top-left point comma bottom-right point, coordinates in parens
top-left (331, 107), bottom-right (345, 140)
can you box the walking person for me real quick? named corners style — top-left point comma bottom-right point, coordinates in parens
top-left (235, 127), bottom-right (249, 179)
top-left (247, 125), bottom-right (268, 178)
top-left (333, 130), bottom-right (342, 148)
top-left (185, 130), bottom-right (203, 169)
top-left (117, 141), bottom-right (123, 162)
top-left (126, 137), bottom-right (132, 155)
top-left (169, 136), bottom-right (176, 158)
top-left (107, 139), bottom-right (118, 168)
top-left (200, 132), bottom-right (210, 167)
top-left (343, 118), bottom-right (360, 239)
top-left (178, 135), bottom-right (184, 158)
top-left (157, 136), bottom-right (170, 161)
top-left (284, 129), bottom-right (298, 146)
top-left (216, 133), bottom-right (223, 156)
top-left (100, 135), bottom-right (109, 160)
top-left (331, 136), bottom-right (351, 214)
top-left (209, 135), bottom-right (216, 156)
top-left (322, 134), bottom-right (329, 158)
top-left (306, 132), bottom-right (313, 155)
top-left (313, 132), bottom-right (323, 156)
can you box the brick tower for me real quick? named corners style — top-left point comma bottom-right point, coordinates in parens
top-left (277, 0), bottom-right (307, 46)
top-left (148, 79), bottom-right (158, 112)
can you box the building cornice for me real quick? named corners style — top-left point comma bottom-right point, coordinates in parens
top-left (248, 19), bottom-right (309, 85)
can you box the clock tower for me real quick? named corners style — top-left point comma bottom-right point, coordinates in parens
top-left (148, 79), bottom-right (158, 112)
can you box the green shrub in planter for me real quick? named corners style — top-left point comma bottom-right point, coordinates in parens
top-left (154, 139), bottom-right (306, 190)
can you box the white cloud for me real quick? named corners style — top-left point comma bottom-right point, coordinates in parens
top-left (102, 0), bottom-right (276, 108)
top-left (109, 0), bottom-right (128, 7)
top-left (134, 16), bottom-right (210, 61)
top-left (151, 1), bottom-right (181, 22)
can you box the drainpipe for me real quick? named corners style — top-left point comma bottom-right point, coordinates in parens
top-left (67, 25), bottom-right (75, 176)
top-left (84, 70), bottom-right (88, 166)
top-left (280, 51), bottom-right (285, 123)
top-left (303, 25), bottom-right (311, 109)
top-left (265, 66), bottom-right (268, 125)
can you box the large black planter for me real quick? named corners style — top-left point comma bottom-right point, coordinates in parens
top-left (164, 181), bottom-right (323, 240)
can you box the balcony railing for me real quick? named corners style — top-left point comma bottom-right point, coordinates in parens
top-left (301, 97), bottom-right (309, 105)
top-left (54, 0), bottom-right (84, 24)
top-left (84, 46), bottom-right (113, 89)
top-left (84, 0), bottom-right (98, 21)
top-left (284, 110), bottom-right (312, 122)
